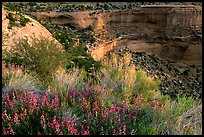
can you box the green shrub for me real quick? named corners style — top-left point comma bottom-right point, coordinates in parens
top-left (4, 36), bottom-right (67, 87)
top-left (6, 12), bottom-right (31, 29)
top-left (6, 12), bottom-right (17, 22)
top-left (3, 3), bottom-right (22, 12)
top-left (65, 44), bottom-right (101, 73)
top-left (19, 15), bottom-right (30, 26)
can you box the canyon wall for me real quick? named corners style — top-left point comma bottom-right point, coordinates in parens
top-left (31, 5), bottom-right (202, 63)
top-left (33, 5), bottom-right (202, 37)
top-left (103, 5), bottom-right (202, 37)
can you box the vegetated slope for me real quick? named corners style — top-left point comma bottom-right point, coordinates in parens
top-left (2, 5), bottom-right (102, 78)
top-left (2, 7), bottom-right (62, 51)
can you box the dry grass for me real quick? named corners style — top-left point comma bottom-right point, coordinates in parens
top-left (2, 61), bottom-right (43, 95)
top-left (49, 67), bottom-right (86, 98)
top-left (175, 103), bottom-right (202, 135)
top-left (97, 52), bottom-right (161, 106)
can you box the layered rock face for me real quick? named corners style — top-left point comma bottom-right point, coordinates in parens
top-left (32, 5), bottom-right (202, 37)
top-left (104, 5), bottom-right (202, 37)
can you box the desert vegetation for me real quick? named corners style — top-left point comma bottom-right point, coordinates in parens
top-left (2, 36), bottom-right (202, 135)
top-left (2, 2), bottom-right (202, 135)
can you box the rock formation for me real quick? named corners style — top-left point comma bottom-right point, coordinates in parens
top-left (2, 7), bottom-right (62, 51)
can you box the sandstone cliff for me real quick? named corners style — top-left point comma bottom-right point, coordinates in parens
top-left (31, 5), bottom-right (202, 37)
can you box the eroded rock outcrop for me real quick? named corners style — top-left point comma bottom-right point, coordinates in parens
top-left (2, 7), bottom-right (62, 51)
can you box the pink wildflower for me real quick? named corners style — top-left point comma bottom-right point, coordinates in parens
top-left (8, 122), bottom-right (11, 127)
top-left (111, 104), bottom-right (116, 112)
top-left (73, 101), bottom-right (76, 106)
top-left (68, 90), bottom-right (74, 98)
top-left (8, 100), bottom-right (13, 108)
top-left (116, 106), bottom-right (120, 114)
top-left (87, 101), bottom-right (91, 110)
top-left (158, 102), bottom-right (163, 108)
top-left (37, 132), bottom-right (42, 135)
top-left (83, 130), bottom-right (90, 135)
top-left (2, 129), bottom-right (8, 135)
top-left (77, 91), bottom-right (82, 97)
top-left (136, 101), bottom-right (138, 107)
top-left (82, 98), bottom-right (87, 106)
top-left (59, 131), bottom-right (63, 135)
top-left (43, 96), bottom-right (47, 105)
top-left (2, 112), bottom-right (7, 119)
top-left (67, 124), bottom-right (74, 133)
top-left (24, 109), bottom-right (27, 116)
top-left (64, 117), bottom-right (71, 125)
top-left (55, 124), bottom-right (60, 132)
top-left (128, 112), bottom-right (132, 119)
top-left (113, 129), bottom-right (119, 135)
top-left (122, 123), bottom-right (126, 132)
top-left (14, 113), bottom-right (19, 124)
top-left (118, 119), bottom-right (121, 125)
top-left (139, 98), bottom-right (143, 103)
top-left (134, 110), bottom-right (138, 116)
top-left (85, 80), bottom-right (90, 95)
top-left (72, 129), bottom-right (78, 134)
top-left (12, 91), bottom-right (16, 99)
top-left (32, 98), bottom-right (37, 105)
top-left (122, 108), bottom-right (125, 113)
top-left (123, 100), bottom-right (128, 108)
top-left (47, 122), bottom-right (51, 125)
top-left (9, 128), bottom-right (14, 134)
top-left (2, 61), bottom-right (5, 69)
top-left (52, 115), bottom-right (57, 124)
top-left (93, 101), bottom-right (99, 112)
